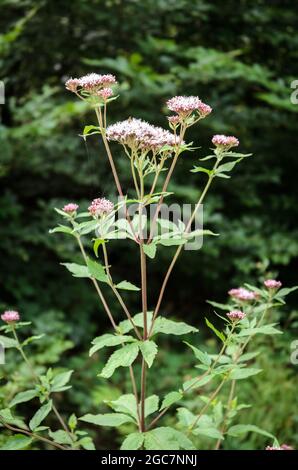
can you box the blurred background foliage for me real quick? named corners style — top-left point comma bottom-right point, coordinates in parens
top-left (0, 0), bottom-right (297, 449)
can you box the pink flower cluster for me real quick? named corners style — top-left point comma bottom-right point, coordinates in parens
top-left (88, 197), bottom-right (114, 217)
top-left (106, 118), bottom-right (180, 152)
top-left (62, 203), bottom-right (79, 214)
top-left (166, 96), bottom-right (212, 118)
top-left (212, 134), bottom-right (239, 149)
top-left (1, 310), bottom-right (20, 323)
top-left (97, 87), bottom-right (114, 100)
top-left (264, 279), bottom-right (282, 289)
top-left (228, 287), bottom-right (257, 301)
top-left (65, 73), bottom-right (116, 95)
top-left (227, 310), bottom-right (246, 321)
top-left (266, 444), bottom-right (293, 450)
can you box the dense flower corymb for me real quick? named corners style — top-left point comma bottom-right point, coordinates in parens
top-left (88, 198), bottom-right (114, 217)
top-left (227, 310), bottom-right (246, 321)
top-left (1, 310), bottom-right (20, 323)
top-left (264, 279), bottom-right (282, 289)
top-left (167, 96), bottom-right (212, 118)
top-left (212, 134), bottom-right (239, 149)
top-left (65, 73), bottom-right (117, 94)
top-left (62, 203), bottom-right (79, 214)
top-left (107, 118), bottom-right (180, 152)
top-left (228, 287), bottom-right (257, 301)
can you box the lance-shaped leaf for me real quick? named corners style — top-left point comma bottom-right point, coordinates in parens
top-left (115, 280), bottom-right (140, 291)
top-left (86, 258), bottom-right (109, 283)
top-left (61, 263), bottom-right (89, 278)
top-left (139, 340), bottom-right (158, 368)
top-left (89, 334), bottom-right (136, 356)
top-left (205, 317), bottom-right (226, 342)
top-left (121, 432), bottom-right (144, 450)
top-left (99, 343), bottom-right (139, 378)
top-left (79, 413), bottom-right (134, 427)
top-left (9, 390), bottom-right (37, 408)
top-left (29, 400), bottom-right (53, 431)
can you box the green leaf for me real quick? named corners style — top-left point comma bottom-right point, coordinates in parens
top-left (144, 427), bottom-right (195, 450)
top-left (99, 343), bottom-right (139, 378)
top-left (0, 434), bottom-right (32, 450)
top-left (177, 408), bottom-right (197, 427)
top-left (89, 334), bottom-right (135, 356)
top-left (215, 158), bottom-right (242, 175)
top-left (139, 340), bottom-right (158, 368)
top-left (22, 334), bottom-right (45, 347)
top-left (79, 413), bottom-right (134, 427)
top-left (160, 391), bottom-right (183, 410)
top-left (143, 243), bottom-right (157, 259)
top-left (48, 430), bottom-right (73, 445)
top-left (107, 394), bottom-right (138, 420)
top-left (79, 436), bottom-right (96, 450)
top-left (238, 325), bottom-right (282, 336)
top-left (49, 225), bottom-right (74, 235)
top-left (116, 280), bottom-right (140, 291)
top-left (227, 424), bottom-right (275, 440)
top-left (82, 125), bottom-right (100, 136)
top-left (29, 400), bottom-right (53, 431)
top-left (0, 408), bottom-right (28, 429)
top-left (86, 258), bottom-right (109, 283)
top-left (193, 426), bottom-right (223, 439)
top-left (51, 370), bottom-right (73, 392)
top-left (93, 238), bottom-right (106, 257)
top-left (0, 335), bottom-right (18, 348)
top-left (61, 263), bottom-right (90, 278)
top-left (144, 395), bottom-right (159, 417)
top-left (121, 432), bottom-right (144, 450)
top-left (229, 367), bottom-right (262, 380)
top-left (184, 342), bottom-right (211, 366)
top-left (9, 390), bottom-right (37, 408)
top-left (157, 238), bottom-right (187, 246)
top-left (153, 317), bottom-right (198, 336)
top-left (205, 318), bottom-right (226, 342)
top-left (275, 286), bottom-right (298, 298)
top-left (68, 414), bottom-right (77, 431)
top-left (191, 166), bottom-right (213, 176)
top-left (182, 374), bottom-right (211, 391)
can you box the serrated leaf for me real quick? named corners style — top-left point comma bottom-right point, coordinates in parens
top-left (153, 317), bottom-right (198, 336)
top-left (229, 367), bottom-right (262, 380)
top-left (79, 413), bottom-right (134, 427)
top-left (121, 432), bottom-right (144, 450)
top-left (86, 258), bottom-right (109, 283)
top-left (205, 318), bottom-right (226, 342)
top-left (238, 325), bottom-right (282, 337)
top-left (51, 370), bottom-right (73, 392)
top-left (143, 243), bottom-right (157, 259)
top-left (116, 280), bottom-right (140, 291)
top-left (29, 400), bottom-right (52, 431)
top-left (227, 424), bottom-right (275, 439)
top-left (49, 225), bottom-right (74, 235)
top-left (0, 335), bottom-right (18, 348)
top-left (144, 427), bottom-right (195, 450)
top-left (0, 408), bottom-right (28, 430)
top-left (193, 426), bottom-right (223, 439)
top-left (144, 395), bottom-right (159, 417)
top-left (160, 391), bottom-right (183, 410)
top-left (139, 340), bottom-right (158, 368)
top-left (0, 434), bottom-right (32, 450)
top-left (89, 334), bottom-right (135, 356)
top-left (48, 430), bottom-right (73, 445)
top-left (182, 374), bottom-right (211, 391)
top-left (184, 342), bottom-right (211, 366)
top-left (9, 390), bottom-right (37, 408)
top-left (61, 263), bottom-right (90, 278)
top-left (99, 343), bottom-right (139, 378)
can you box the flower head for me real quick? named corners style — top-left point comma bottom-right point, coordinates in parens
top-left (266, 444), bottom-right (293, 450)
top-left (166, 96), bottom-right (212, 118)
top-left (264, 279), bottom-right (282, 289)
top-left (107, 118), bottom-right (180, 152)
top-left (65, 78), bottom-right (80, 92)
top-left (88, 198), bottom-right (114, 217)
top-left (212, 134), bottom-right (239, 149)
top-left (228, 287), bottom-right (256, 301)
top-left (97, 87), bottom-right (113, 100)
top-left (1, 310), bottom-right (20, 323)
top-left (65, 73), bottom-right (117, 94)
top-left (62, 203), bottom-right (79, 214)
top-left (227, 310), bottom-right (246, 321)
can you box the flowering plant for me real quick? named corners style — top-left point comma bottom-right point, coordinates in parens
top-left (0, 73), bottom-right (296, 451)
